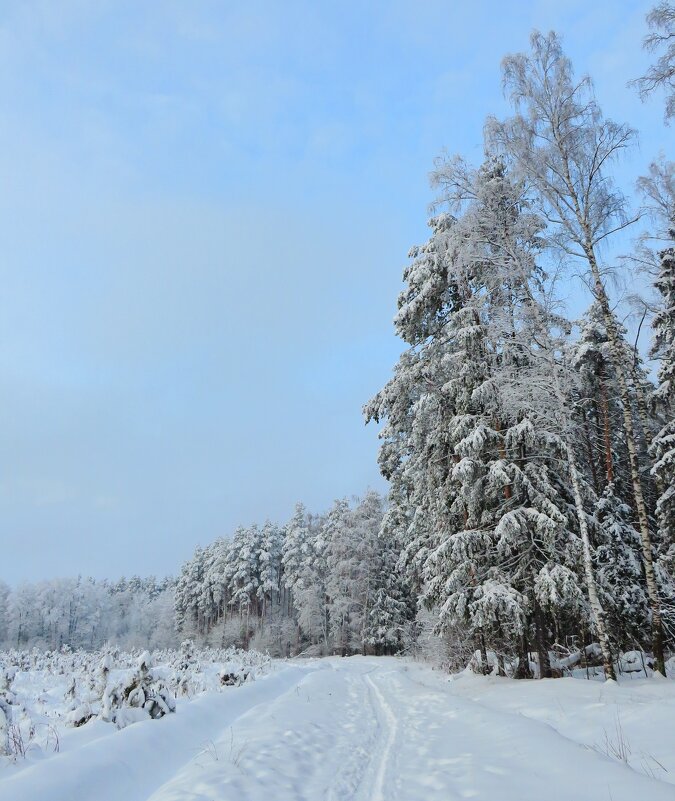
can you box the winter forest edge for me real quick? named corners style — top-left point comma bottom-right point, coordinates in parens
top-left (2, 12), bottom-right (675, 685)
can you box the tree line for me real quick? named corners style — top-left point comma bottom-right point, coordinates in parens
top-left (0, 576), bottom-right (175, 651)
top-left (174, 491), bottom-right (412, 656)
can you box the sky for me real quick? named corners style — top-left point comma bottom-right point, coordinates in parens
top-left (0, 0), bottom-right (670, 583)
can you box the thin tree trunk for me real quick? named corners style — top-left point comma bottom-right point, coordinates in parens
top-left (631, 366), bottom-right (654, 451)
top-left (516, 623), bottom-right (532, 679)
top-left (565, 441), bottom-right (616, 680)
top-left (597, 367), bottom-right (615, 485)
top-left (477, 630), bottom-right (490, 675)
top-left (533, 599), bottom-right (551, 679)
top-left (582, 413), bottom-right (601, 494)
top-left (497, 651), bottom-right (506, 678)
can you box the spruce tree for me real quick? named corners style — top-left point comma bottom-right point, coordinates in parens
top-left (369, 156), bottom-right (592, 674)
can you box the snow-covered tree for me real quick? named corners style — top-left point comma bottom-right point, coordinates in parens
top-left (594, 486), bottom-right (650, 648)
top-left (650, 229), bottom-right (675, 637)
top-left (488, 30), bottom-right (667, 674)
top-left (282, 503), bottom-right (312, 597)
top-left (257, 520), bottom-right (284, 619)
top-left (364, 513), bottom-right (413, 653)
top-left (368, 155), bottom-right (596, 675)
top-left (229, 525), bottom-right (262, 615)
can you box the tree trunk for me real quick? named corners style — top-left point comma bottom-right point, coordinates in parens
top-left (597, 367), bottom-right (615, 486)
top-left (630, 365), bottom-right (663, 506)
top-left (497, 652), bottom-right (506, 677)
top-left (515, 630), bottom-right (532, 679)
top-left (565, 441), bottom-right (617, 680)
top-left (582, 413), bottom-right (601, 494)
top-left (533, 600), bottom-right (551, 679)
top-left (478, 630), bottom-right (490, 675)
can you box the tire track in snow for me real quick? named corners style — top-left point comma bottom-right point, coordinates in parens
top-left (359, 671), bottom-right (397, 801)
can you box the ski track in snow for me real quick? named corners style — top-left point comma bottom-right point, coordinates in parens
top-left (361, 671), bottom-right (397, 801)
top-left (1, 657), bottom-right (675, 801)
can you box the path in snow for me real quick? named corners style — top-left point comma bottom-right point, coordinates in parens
top-left (1, 657), bottom-right (674, 801)
top-left (361, 671), bottom-right (397, 801)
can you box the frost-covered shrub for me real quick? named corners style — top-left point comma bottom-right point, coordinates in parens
top-left (169, 640), bottom-right (202, 697)
top-left (619, 650), bottom-right (649, 675)
top-left (219, 663), bottom-right (252, 686)
top-left (0, 697), bottom-right (10, 756)
top-left (66, 702), bottom-right (94, 728)
top-left (0, 665), bottom-right (17, 701)
top-left (61, 670), bottom-right (99, 728)
top-left (248, 619), bottom-right (297, 658)
top-left (101, 651), bottom-right (176, 729)
top-left (0, 666), bottom-right (16, 756)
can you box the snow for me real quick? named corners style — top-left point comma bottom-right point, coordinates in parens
top-left (1, 656), bottom-right (674, 800)
top-left (0, 661), bottom-right (307, 801)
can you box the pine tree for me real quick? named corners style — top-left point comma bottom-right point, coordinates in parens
top-left (323, 498), bottom-right (356, 654)
top-left (294, 517), bottom-right (330, 651)
top-left (174, 547), bottom-right (206, 636)
top-left (282, 503), bottom-right (312, 596)
top-left (258, 521), bottom-right (284, 620)
top-left (229, 525), bottom-right (262, 618)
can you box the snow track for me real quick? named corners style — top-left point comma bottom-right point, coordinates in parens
top-left (360, 671), bottom-right (397, 801)
top-left (1, 657), bottom-right (674, 801)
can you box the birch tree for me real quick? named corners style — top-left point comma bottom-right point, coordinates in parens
top-left (633, 2), bottom-right (675, 123)
top-left (487, 31), bottom-right (667, 673)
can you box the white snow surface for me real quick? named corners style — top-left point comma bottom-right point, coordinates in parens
top-left (1, 656), bottom-right (674, 801)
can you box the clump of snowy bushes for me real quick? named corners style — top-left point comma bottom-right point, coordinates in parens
top-left (0, 666), bottom-right (16, 756)
top-left (0, 643), bottom-right (271, 760)
top-left (101, 651), bottom-right (176, 728)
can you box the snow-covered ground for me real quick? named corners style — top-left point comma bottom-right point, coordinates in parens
top-left (1, 656), bottom-right (674, 801)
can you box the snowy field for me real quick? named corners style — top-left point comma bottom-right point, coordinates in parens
top-left (1, 655), bottom-right (674, 801)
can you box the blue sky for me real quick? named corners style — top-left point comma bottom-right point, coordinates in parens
top-left (0, 0), bottom-right (669, 582)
